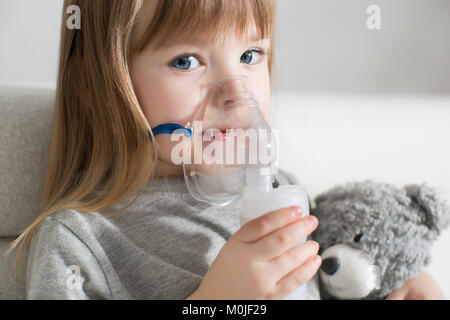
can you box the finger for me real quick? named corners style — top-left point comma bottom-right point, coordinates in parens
top-left (386, 287), bottom-right (408, 300)
top-left (273, 255), bottom-right (322, 299)
top-left (250, 215), bottom-right (318, 261)
top-left (269, 241), bottom-right (320, 280)
top-left (234, 206), bottom-right (304, 243)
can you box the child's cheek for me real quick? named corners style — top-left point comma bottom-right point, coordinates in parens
top-left (251, 76), bottom-right (272, 123)
top-left (154, 135), bottom-right (174, 163)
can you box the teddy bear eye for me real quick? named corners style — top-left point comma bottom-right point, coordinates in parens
top-left (353, 233), bottom-right (363, 243)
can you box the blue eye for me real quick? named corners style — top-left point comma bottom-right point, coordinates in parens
top-left (241, 49), bottom-right (265, 65)
top-left (170, 48), bottom-right (266, 72)
top-left (171, 55), bottom-right (201, 71)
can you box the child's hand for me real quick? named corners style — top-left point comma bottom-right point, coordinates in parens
top-left (386, 272), bottom-right (445, 300)
top-left (189, 206), bottom-right (321, 300)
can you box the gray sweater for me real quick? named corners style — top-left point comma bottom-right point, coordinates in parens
top-left (26, 170), bottom-right (320, 299)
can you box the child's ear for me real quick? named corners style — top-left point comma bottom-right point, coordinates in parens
top-left (404, 183), bottom-right (450, 234)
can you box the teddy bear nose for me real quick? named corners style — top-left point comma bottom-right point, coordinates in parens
top-left (321, 257), bottom-right (340, 275)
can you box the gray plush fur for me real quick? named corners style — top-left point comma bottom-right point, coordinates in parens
top-left (312, 180), bottom-right (450, 299)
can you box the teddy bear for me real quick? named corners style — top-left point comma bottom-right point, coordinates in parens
top-left (311, 180), bottom-right (450, 300)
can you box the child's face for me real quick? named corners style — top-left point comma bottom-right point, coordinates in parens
top-left (130, 0), bottom-right (272, 176)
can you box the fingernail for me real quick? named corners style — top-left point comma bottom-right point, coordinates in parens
top-left (291, 206), bottom-right (302, 217)
top-left (308, 215), bottom-right (318, 228)
top-left (309, 241), bottom-right (319, 251)
top-left (314, 255), bottom-right (322, 264)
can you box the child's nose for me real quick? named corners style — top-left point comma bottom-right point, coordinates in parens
top-left (212, 75), bottom-right (253, 108)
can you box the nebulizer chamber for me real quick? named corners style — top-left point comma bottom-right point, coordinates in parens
top-left (180, 75), bottom-right (310, 300)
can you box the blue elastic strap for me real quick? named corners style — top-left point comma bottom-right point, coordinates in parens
top-left (149, 123), bottom-right (192, 140)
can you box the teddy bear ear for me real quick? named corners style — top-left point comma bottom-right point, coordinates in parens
top-left (404, 183), bottom-right (450, 234)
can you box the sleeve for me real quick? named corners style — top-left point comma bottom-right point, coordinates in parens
top-left (26, 216), bottom-right (113, 300)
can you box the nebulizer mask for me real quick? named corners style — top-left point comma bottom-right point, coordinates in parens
top-left (151, 75), bottom-right (310, 299)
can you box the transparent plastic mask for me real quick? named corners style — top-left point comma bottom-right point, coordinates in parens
top-left (180, 75), bottom-right (277, 206)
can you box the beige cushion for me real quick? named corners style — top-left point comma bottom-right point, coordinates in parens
top-left (0, 237), bottom-right (26, 299)
top-left (0, 86), bottom-right (54, 237)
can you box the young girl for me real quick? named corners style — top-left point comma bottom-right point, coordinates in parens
top-left (9, 0), bottom-right (444, 300)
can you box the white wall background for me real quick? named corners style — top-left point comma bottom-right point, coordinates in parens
top-left (273, 0), bottom-right (450, 94)
top-left (0, 0), bottom-right (63, 86)
top-left (1, 0), bottom-right (449, 298)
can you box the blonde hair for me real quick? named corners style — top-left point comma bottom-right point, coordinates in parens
top-left (7, 0), bottom-right (277, 279)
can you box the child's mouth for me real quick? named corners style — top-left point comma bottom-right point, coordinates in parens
top-left (202, 128), bottom-right (234, 141)
top-left (214, 130), bottom-right (232, 141)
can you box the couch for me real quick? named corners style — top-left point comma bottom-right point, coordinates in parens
top-left (0, 86), bottom-right (54, 299)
